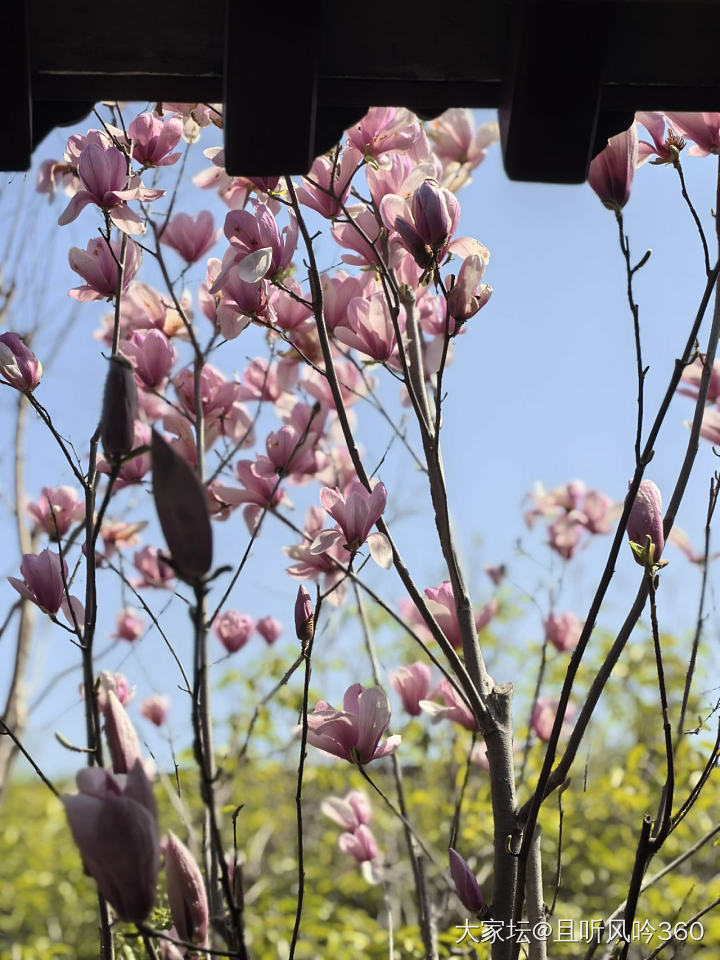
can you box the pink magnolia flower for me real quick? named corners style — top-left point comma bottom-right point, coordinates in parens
top-left (449, 848), bottom-right (484, 913)
top-left (423, 581), bottom-right (497, 650)
top-left (380, 178), bottom-right (460, 269)
top-left (626, 479), bottom-right (664, 564)
top-left (9, 549), bottom-right (67, 614)
top-left (104, 690), bottom-right (143, 775)
top-left (128, 112), bottom-right (183, 167)
top-left (306, 684), bottom-right (401, 763)
top-left (213, 611), bottom-right (255, 653)
top-left (160, 210), bottom-right (218, 263)
top-left (547, 514), bottom-right (586, 560)
top-left (140, 694), bottom-right (170, 727)
top-left (164, 832), bottom-right (209, 946)
top-left (297, 146), bottom-right (363, 218)
top-left (220, 202), bottom-right (298, 285)
top-left (390, 662), bottom-right (432, 716)
top-left (133, 545), bottom-right (175, 589)
top-left (699, 406), bottom-right (720, 445)
top-left (68, 237), bottom-right (141, 301)
top-left (319, 272), bottom-right (364, 332)
top-left (100, 519), bottom-right (146, 558)
top-left (113, 607), bottom-right (145, 642)
top-left (664, 112), bottom-right (720, 157)
top-left (429, 108), bottom-right (499, 187)
top-left (587, 125), bottom-right (638, 211)
top-left (445, 253), bottom-right (492, 326)
top-left (544, 612), bottom-right (584, 653)
top-left (28, 486), bottom-right (85, 539)
top-left (420, 677), bottom-right (476, 731)
top-left (285, 507), bottom-right (351, 606)
top-left (0, 333), bottom-right (42, 392)
top-left (120, 329), bottom-right (176, 389)
top-left (678, 357), bottom-right (720, 405)
top-left (312, 480), bottom-right (391, 568)
top-left (347, 107), bottom-right (422, 158)
top-left (635, 112), bottom-right (685, 165)
top-left (236, 357), bottom-right (283, 402)
top-left (256, 616), bottom-right (282, 645)
top-left (321, 790), bottom-right (372, 830)
top-left (334, 293), bottom-right (403, 363)
top-left (36, 157), bottom-right (78, 197)
top-left (58, 143), bottom-right (164, 234)
top-left (331, 203), bottom-right (383, 267)
top-left (94, 670), bottom-right (135, 709)
top-left (338, 824), bottom-right (379, 863)
top-left (531, 697), bottom-right (577, 742)
top-left (63, 761), bottom-right (159, 924)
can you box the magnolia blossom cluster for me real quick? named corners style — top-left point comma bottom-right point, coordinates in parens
top-left (525, 479), bottom-right (614, 560)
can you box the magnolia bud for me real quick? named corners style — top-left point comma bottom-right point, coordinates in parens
top-left (294, 585), bottom-right (314, 646)
top-left (449, 848), bottom-right (484, 913)
top-left (101, 355), bottom-right (137, 461)
top-left (627, 479), bottom-right (664, 566)
top-left (0, 332), bottom-right (42, 392)
top-left (104, 689), bottom-right (143, 774)
top-left (164, 831), bottom-right (209, 946)
top-left (151, 429), bottom-right (213, 583)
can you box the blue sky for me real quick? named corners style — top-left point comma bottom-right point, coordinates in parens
top-left (2, 108), bottom-right (719, 779)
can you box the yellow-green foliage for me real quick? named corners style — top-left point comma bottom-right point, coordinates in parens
top-left (2, 622), bottom-right (719, 958)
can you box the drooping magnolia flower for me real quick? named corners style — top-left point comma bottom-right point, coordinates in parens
top-left (449, 848), bottom-right (484, 913)
top-left (306, 683), bottom-right (401, 763)
top-left (163, 831), bottom-right (209, 946)
top-left (160, 210), bottom-right (218, 263)
top-left (256, 615), bottom-right (283, 645)
top-left (68, 237), bottom-right (141, 301)
top-left (140, 694), bottom-right (170, 727)
top-left (338, 824), bottom-right (379, 863)
top-left (544, 611), bottom-right (584, 652)
top-left (626, 479), bottom-right (665, 565)
top-left (63, 761), bottom-right (159, 924)
top-left (213, 611), bottom-right (255, 653)
top-left (390, 662), bottom-right (432, 716)
top-left (120, 329), bottom-right (176, 389)
top-left (587, 125), bottom-right (638, 211)
top-left (0, 333), bottom-right (42, 392)
top-left (420, 677), bottom-right (476, 731)
top-left (321, 790), bottom-right (372, 830)
top-left (27, 486), bottom-right (85, 539)
top-left (312, 480), bottom-right (391, 568)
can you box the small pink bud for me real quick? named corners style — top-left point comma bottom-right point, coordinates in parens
top-left (113, 607), bottom-right (144, 642)
top-left (544, 612), bottom-right (584, 652)
top-left (140, 694), bottom-right (170, 727)
top-left (164, 831), bottom-right (209, 946)
top-left (256, 615), bottom-right (283, 645)
top-left (213, 611), bottom-right (255, 653)
top-left (294, 585), bottom-right (314, 645)
top-left (390, 662), bottom-right (432, 716)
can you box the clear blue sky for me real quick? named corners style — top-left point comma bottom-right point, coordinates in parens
top-left (2, 108), bottom-right (719, 779)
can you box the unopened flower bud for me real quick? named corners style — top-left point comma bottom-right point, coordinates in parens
top-left (627, 479), bottom-right (664, 566)
top-left (101, 355), bottom-right (137, 461)
top-left (449, 848), bottom-right (484, 913)
top-left (151, 429), bottom-right (213, 583)
top-left (164, 831), bottom-right (209, 946)
top-left (0, 332), bottom-right (42, 392)
top-left (104, 689), bottom-right (143, 774)
top-left (294, 585), bottom-right (314, 646)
